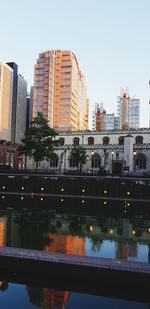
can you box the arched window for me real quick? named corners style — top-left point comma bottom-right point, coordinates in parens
top-left (116, 153), bottom-right (119, 160)
top-left (136, 153), bottom-right (146, 169)
top-left (91, 153), bottom-right (101, 168)
top-left (118, 136), bottom-right (124, 145)
top-left (49, 153), bottom-right (59, 167)
top-left (103, 136), bottom-right (109, 145)
top-left (73, 137), bottom-right (79, 146)
top-left (88, 137), bottom-right (94, 145)
top-left (135, 136), bottom-right (143, 145)
top-left (59, 138), bottom-right (65, 146)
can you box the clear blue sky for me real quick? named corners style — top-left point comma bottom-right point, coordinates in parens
top-left (0, 0), bottom-right (150, 128)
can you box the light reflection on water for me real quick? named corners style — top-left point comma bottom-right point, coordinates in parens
top-left (0, 197), bottom-right (150, 308)
top-left (0, 209), bottom-right (149, 262)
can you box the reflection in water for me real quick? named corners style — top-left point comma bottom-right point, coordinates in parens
top-left (0, 198), bottom-right (150, 308)
top-left (0, 208), bottom-right (150, 262)
top-left (27, 286), bottom-right (70, 309)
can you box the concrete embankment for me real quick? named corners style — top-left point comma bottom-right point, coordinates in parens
top-left (0, 246), bottom-right (150, 302)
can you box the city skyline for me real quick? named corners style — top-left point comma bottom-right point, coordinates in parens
top-left (0, 0), bottom-right (150, 128)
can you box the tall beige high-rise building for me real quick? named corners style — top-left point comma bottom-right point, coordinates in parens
top-left (32, 50), bottom-right (89, 131)
top-left (0, 63), bottom-right (13, 141)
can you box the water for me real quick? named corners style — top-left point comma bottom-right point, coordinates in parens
top-left (0, 196), bottom-right (150, 308)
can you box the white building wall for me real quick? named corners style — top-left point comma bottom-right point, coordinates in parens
top-left (26, 128), bottom-right (150, 175)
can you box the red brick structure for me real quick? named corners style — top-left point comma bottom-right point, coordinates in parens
top-left (0, 140), bottom-right (24, 170)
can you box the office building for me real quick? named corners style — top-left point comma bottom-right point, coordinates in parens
top-left (0, 63), bottom-right (13, 141)
top-left (92, 103), bottom-right (105, 130)
top-left (32, 50), bottom-right (89, 131)
top-left (117, 88), bottom-right (140, 129)
top-left (7, 62), bottom-right (18, 143)
top-left (15, 75), bottom-right (27, 144)
top-left (103, 113), bottom-right (115, 130)
top-left (6, 62), bottom-right (27, 144)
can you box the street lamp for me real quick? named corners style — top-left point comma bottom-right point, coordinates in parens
top-left (91, 151), bottom-right (94, 174)
top-left (111, 151), bottom-right (114, 177)
top-left (133, 151), bottom-right (136, 173)
top-left (64, 149), bottom-right (67, 173)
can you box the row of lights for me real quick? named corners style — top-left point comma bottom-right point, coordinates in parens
top-left (1, 186), bottom-right (132, 196)
top-left (0, 195), bottom-right (132, 207)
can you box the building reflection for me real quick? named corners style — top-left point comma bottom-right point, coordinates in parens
top-left (0, 217), bottom-right (7, 247)
top-left (45, 234), bottom-right (86, 256)
top-left (27, 286), bottom-right (70, 309)
top-left (4, 212), bottom-right (150, 262)
top-left (2, 209), bottom-right (150, 308)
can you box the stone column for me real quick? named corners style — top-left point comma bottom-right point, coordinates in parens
top-left (124, 134), bottom-right (134, 173)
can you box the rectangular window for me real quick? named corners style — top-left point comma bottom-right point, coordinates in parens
top-left (60, 78), bottom-right (71, 81)
top-left (35, 73), bottom-right (45, 76)
top-left (35, 86), bottom-right (44, 89)
top-left (62, 60), bottom-right (71, 62)
top-left (35, 80), bottom-right (44, 83)
top-left (60, 98), bottom-right (70, 101)
top-left (35, 67), bottom-right (44, 70)
top-left (60, 85), bottom-right (70, 88)
top-left (60, 91), bottom-right (70, 94)
top-left (61, 65), bottom-right (72, 68)
top-left (61, 72), bottom-right (71, 75)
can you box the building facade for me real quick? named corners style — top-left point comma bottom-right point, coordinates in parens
top-left (15, 74), bottom-right (27, 144)
top-left (117, 89), bottom-right (140, 130)
top-left (27, 128), bottom-right (150, 176)
top-left (32, 50), bottom-right (89, 131)
top-left (0, 63), bottom-right (13, 141)
top-left (6, 62), bottom-right (18, 143)
top-left (92, 103), bottom-right (105, 131)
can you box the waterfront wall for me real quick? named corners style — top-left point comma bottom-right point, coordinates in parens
top-left (0, 173), bottom-right (150, 200)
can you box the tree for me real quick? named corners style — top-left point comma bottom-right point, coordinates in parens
top-left (69, 145), bottom-right (87, 172)
top-left (18, 112), bottom-right (58, 170)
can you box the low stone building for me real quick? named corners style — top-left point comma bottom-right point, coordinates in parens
top-left (27, 128), bottom-right (150, 176)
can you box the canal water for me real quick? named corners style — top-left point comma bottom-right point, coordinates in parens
top-left (0, 196), bottom-right (150, 308)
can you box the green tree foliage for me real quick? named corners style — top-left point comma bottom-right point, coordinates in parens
top-left (69, 145), bottom-right (87, 172)
top-left (18, 112), bottom-right (58, 169)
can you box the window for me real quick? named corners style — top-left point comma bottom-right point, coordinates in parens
top-left (60, 98), bottom-right (70, 101)
top-left (49, 154), bottom-right (59, 167)
top-left (119, 136), bottom-right (124, 145)
top-left (35, 73), bottom-right (45, 76)
top-left (116, 153), bottom-right (119, 160)
top-left (88, 137), bottom-right (94, 145)
top-left (62, 59), bottom-right (71, 62)
top-left (35, 80), bottom-right (44, 83)
top-left (35, 67), bottom-right (44, 70)
top-left (61, 72), bottom-right (71, 75)
top-left (135, 136), bottom-right (143, 145)
top-left (35, 86), bottom-right (44, 89)
top-left (136, 153), bottom-right (146, 169)
top-left (91, 153), bottom-right (101, 168)
top-left (61, 78), bottom-right (71, 81)
top-left (60, 85), bottom-right (70, 88)
top-left (73, 137), bottom-right (79, 145)
top-left (59, 138), bottom-right (65, 146)
top-left (60, 91), bottom-right (70, 94)
top-left (103, 136), bottom-right (109, 145)
top-left (61, 65), bottom-right (72, 68)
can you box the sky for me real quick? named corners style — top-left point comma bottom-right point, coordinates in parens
top-left (0, 0), bottom-right (150, 128)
